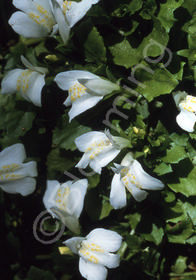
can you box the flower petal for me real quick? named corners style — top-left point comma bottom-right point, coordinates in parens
top-left (0, 144), bottom-right (26, 169)
top-left (43, 180), bottom-right (60, 212)
top-left (64, 236), bottom-right (84, 255)
top-left (68, 95), bottom-right (103, 121)
top-left (0, 177), bottom-right (36, 196)
top-left (86, 228), bottom-right (122, 253)
top-left (66, 179), bottom-right (88, 218)
top-left (76, 153), bottom-right (90, 169)
top-left (51, 0), bottom-right (70, 44)
top-left (63, 215), bottom-right (80, 234)
top-left (82, 78), bottom-right (120, 96)
top-left (75, 131), bottom-right (107, 152)
top-left (1, 69), bottom-right (22, 94)
top-left (176, 110), bottom-right (196, 132)
top-left (26, 72), bottom-right (45, 106)
top-left (130, 184), bottom-right (148, 202)
top-left (132, 160), bottom-right (164, 190)
top-left (9, 11), bottom-right (50, 38)
top-left (90, 147), bottom-right (120, 172)
top-left (54, 70), bottom-right (98, 91)
top-left (79, 257), bottom-right (108, 280)
top-left (110, 173), bottom-right (127, 209)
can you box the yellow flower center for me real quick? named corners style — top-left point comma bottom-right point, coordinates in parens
top-left (122, 172), bottom-right (143, 192)
top-left (69, 83), bottom-right (87, 102)
top-left (62, 0), bottom-right (72, 15)
top-left (28, 4), bottom-right (54, 30)
top-left (79, 241), bottom-right (105, 264)
top-left (16, 70), bottom-right (32, 94)
top-left (55, 186), bottom-right (70, 211)
top-left (85, 139), bottom-right (111, 160)
top-left (180, 95), bottom-right (196, 113)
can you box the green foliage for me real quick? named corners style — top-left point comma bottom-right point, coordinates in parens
top-left (2, 0), bottom-right (196, 279)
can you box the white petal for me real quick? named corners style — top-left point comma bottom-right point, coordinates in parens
top-left (54, 70), bottom-right (98, 91)
top-left (86, 228), bottom-right (122, 253)
top-left (43, 180), bottom-right (60, 211)
top-left (1, 69), bottom-right (22, 94)
top-left (13, 0), bottom-right (32, 12)
top-left (66, 179), bottom-right (88, 218)
top-left (79, 258), bottom-right (107, 280)
top-left (110, 174), bottom-right (127, 209)
top-left (83, 79), bottom-right (120, 96)
top-left (66, 0), bottom-right (100, 28)
top-left (121, 152), bottom-right (134, 166)
top-left (132, 160), bottom-right (164, 190)
top-left (51, 0), bottom-right (70, 44)
top-left (25, 72), bottom-right (45, 106)
top-left (68, 95), bottom-right (103, 121)
top-left (130, 184), bottom-right (148, 202)
top-left (9, 12), bottom-right (50, 38)
top-left (172, 91), bottom-right (187, 108)
top-left (90, 147), bottom-right (120, 171)
top-left (64, 236), bottom-right (84, 255)
top-left (63, 215), bottom-right (80, 234)
top-left (176, 110), bottom-right (196, 132)
top-left (0, 143), bottom-right (26, 169)
top-left (0, 177), bottom-right (36, 196)
top-left (76, 153), bottom-right (90, 169)
top-left (75, 131), bottom-right (107, 152)
top-left (21, 55), bottom-right (48, 74)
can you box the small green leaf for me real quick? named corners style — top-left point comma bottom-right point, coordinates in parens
top-left (161, 144), bottom-right (187, 164)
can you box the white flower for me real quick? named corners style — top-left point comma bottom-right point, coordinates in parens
top-left (57, 0), bottom-right (100, 28)
top-left (43, 179), bottom-right (88, 234)
top-left (0, 143), bottom-right (37, 196)
top-left (64, 228), bottom-right (122, 280)
top-left (9, 0), bottom-right (100, 44)
top-left (75, 130), bottom-right (129, 174)
top-left (54, 70), bottom-right (120, 121)
top-left (173, 91), bottom-right (196, 132)
top-left (110, 153), bottom-right (164, 209)
top-left (1, 55), bottom-right (47, 107)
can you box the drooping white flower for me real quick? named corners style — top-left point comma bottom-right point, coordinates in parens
top-left (0, 143), bottom-right (37, 196)
top-left (64, 228), bottom-right (122, 280)
top-left (43, 179), bottom-right (88, 234)
top-left (1, 55), bottom-right (47, 107)
top-left (173, 91), bottom-right (196, 132)
top-left (9, 0), bottom-right (100, 44)
top-left (110, 153), bottom-right (164, 209)
top-left (54, 70), bottom-right (120, 121)
top-left (75, 130), bottom-right (129, 174)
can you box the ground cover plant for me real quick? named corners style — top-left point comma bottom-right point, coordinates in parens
top-left (1, 0), bottom-right (196, 279)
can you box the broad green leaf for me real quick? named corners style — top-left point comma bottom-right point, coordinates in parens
top-left (158, 0), bottom-right (184, 33)
top-left (109, 39), bottom-right (142, 68)
top-left (171, 256), bottom-right (187, 274)
top-left (140, 223), bottom-right (164, 245)
top-left (169, 133), bottom-right (189, 147)
top-left (153, 162), bottom-right (173, 175)
top-left (161, 144), bottom-right (187, 164)
top-left (168, 166), bottom-right (196, 197)
top-left (84, 27), bottom-right (106, 63)
top-left (135, 64), bottom-right (179, 101)
top-left (166, 220), bottom-right (194, 244)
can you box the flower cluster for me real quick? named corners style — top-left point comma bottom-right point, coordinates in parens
top-left (1, 0), bottom-right (195, 280)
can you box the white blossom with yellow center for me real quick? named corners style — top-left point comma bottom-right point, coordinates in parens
top-left (9, 0), bottom-right (100, 44)
top-left (54, 70), bottom-right (120, 121)
top-left (43, 179), bottom-right (88, 234)
top-left (173, 91), bottom-right (196, 132)
top-left (64, 228), bottom-right (122, 280)
top-left (0, 143), bottom-right (37, 196)
top-left (75, 130), bottom-right (129, 174)
top-left (1, 56), bottom-right (47, 107)
top-left (110, 153), bottom-right (164, 209)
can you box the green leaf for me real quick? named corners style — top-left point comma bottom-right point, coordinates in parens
top-left (166, 220), bottom-right (194, 244)
top-left (161, 144), bottom-right (187, 164)
top-left (52, 114), bottom-right (91, 151)
top-left (153, 162), bottom-right (173, 175)
top-left (168, 165), bottom-right (196, 197)
top-left (140, 223), bottom-right (164, 245)
top-left (158, 0), bottom-right (184, 33)
top-left (109, 39), bottom-right (142, 68)
top-left (171, 256), bottom-right (187, 274)
top-left (84, 27), bottom-right (106, 63)
top-left (135, 64), bottom-right (179, 101)
top-left (169, 133), bottom-right (189, 147)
